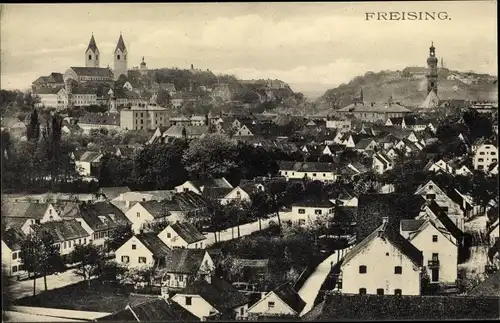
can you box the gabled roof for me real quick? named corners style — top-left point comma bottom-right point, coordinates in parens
top-left (342, 222), bottom-right (423, 267)
top-left (188, 178), bottom-right (232, 191)
top-left (355, 138), bottom-right (375, 150)
top-left (78, 151), bottom-right (102, 162)
top-left (139, 201), bottom-right (168, 219)
top-left (272, 282), bottom-right (306, 314)
top-left (181, 276), bottom-right (248, 312)
top-left (233, 258), bottom-right (269, 268)
top-left (2, 202), bottom-right (51, 219)
top-left (424, 201), bottom-right (464, 240)
top-left (99, 186), bottom-right (131, 200)
top-left (169, 222), bottom-right (206, 244)
top-left (69, 67), bottom-right (114, 78)
top-left (160, 249), bottom-right (208, 274)
top-left (135, 232), bottom-right (171, 258)
top-left (400, 219), bottom-right (426, 232)
top-left (35, 219), bottom-right (89, 242)
top-left (78, 113), bottom-right (120, 126)
top-left (357, 193), bottom-right (426, 239)
top-left (99, 298), bottom-right (198, 322)
top-left (2, 228), bottom-right (27, 251)
top-left (292, 198), bottom-right (335, 208)
top-left (61, 201), bottom-right (131, 232)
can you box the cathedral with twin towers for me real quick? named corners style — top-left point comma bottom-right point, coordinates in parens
top-left (63, 33), bottom-right (147, 84)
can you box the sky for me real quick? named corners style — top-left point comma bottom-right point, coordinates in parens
top-left (0, 2), bottom-right (497, 96)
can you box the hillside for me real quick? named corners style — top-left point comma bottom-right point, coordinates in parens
top-left (316, 69), bottom-right (498, 112)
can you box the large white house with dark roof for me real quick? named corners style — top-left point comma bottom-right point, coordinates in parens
top-left (158, 222), bottom-right (207, 249)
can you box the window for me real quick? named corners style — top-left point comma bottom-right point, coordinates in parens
top-left (479, 152), bottom-right (485, 155)
top-left (298, 219), bottom-right (306, 226)
top-left (395, 289), bottom-right (402, 296)
top-left (432, 235), bottom-right (438, 242)
top-left (492, 152), bottom-right (497, 156)
top-left (12, 252), bottom-right (17, 260)
top-left (394, 266), bottom-right (402, 274)
top-left (88, 55), bottom-right (92, 60)
top-left (359, 265), bottom-right (367, 274)
top-left (64, 241), bottom-right (67, 249)
top-left (117, 54), bottom-right (121, 60)
top-left (426, 193), bottom-right (436, 199)
top-left (83, 238), bottom-right (86, 244)
top-left (167, 233), bottom-right (171, 238)
top-left (132, 244), bottom-right (137, 250)
top-left (178, 275), bottom-right (184, 282)
top-left (12, 266), bottom-right (18, 273)
top-left (315, 209), bottom-right (322, 215)
top-left (121, 256), bottom-right (130, 263)
top-left (137, 212), bottom-right (140, 217)
top-left (240, 307), bottom-right (244, 315)
top-left (432, 253), bottom-right (439, 261)
top-left (313, 173), bottom-right (317, 177)
top-left (165, 274), bottom-right (171, 280)
top-left (478, 158), bottom-right (484, 162)
top-left (493, 159), bottom-right (498, 163)
top-left (359, 288), bottom-right (367, 295)
top-left (268, 301), bottom-right (275, 309)
top-left (298, 209), bottom-right (305, 214)
top-left (96, 55), bottom-right (98, 60)
top-left (78, 239), bottom-right (81, 245)
top-left (323, 173), bottom-right (326, 177)
top-left (200, 242), bottom-right (203, 248)
top-left (377, 289), bottom-right (384, 295)
top-left (138, 257), bottom-right (147, 263)
top-left (185, 297), bottom-right (192, 305)
top-left (19, 265), bottom-right (24, 271)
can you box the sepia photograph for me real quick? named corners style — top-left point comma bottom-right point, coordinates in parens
top-left (0, 1), bottom-right (498, 321)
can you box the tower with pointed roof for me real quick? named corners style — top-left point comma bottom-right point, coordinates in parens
top-left (113, 33), bottom-right (128, 80)
top-left (85, 34), bottom-right (100, 68)
top-left (426, 42), bottom-right (438, 95)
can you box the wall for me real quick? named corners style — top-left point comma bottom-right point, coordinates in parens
top-left (1, 241), bottom-right (26, 277)
top-left (120, 110), bottom-right (134, 130)
top-left (115, 236), bottom-right (155, 268)
top-left (221, 187), bottom-right (251, 205)
top-left (341, 237), bottom-right (421, 296)
top-left (290, 206), bottom-right (334, 226)
top-left (248, 292), bottom-right (296, 317)
top-left (410, 223), bottom-right (458, 283)
top-left (473, 144), bottom-right (498, 171)
top-left (279, 170), bottom-right (338, 182)
top-left (125, 203), bottom-right (155, 233)
top-left (172, 294), bottom-right (218, 320)
top-left (75, 161), bottom-right (91, 176)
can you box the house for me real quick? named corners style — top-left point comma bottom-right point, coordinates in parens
top-left (424, 159), bottom-right (455, 175)
top-left (400, 218), bottom-right (458, 284)
top-left (98, 298), bottom-right (199, 322)
top-left (75, 151), bottom-right (103, 177)
top-left (338, 218), bottom-right (423, 296)
top-left (34, 86), bottom-right (63, 109)
top-left (326, 117), bottom-right (352, 131)
top-left (125, 201), bottom-right (169, 234)
top-left (157, 249), bottom-right (214, 290)
top-left (2, 201), bottom-right (62, 225)
top-left (414, 180), bottom-right (470, 230)
top-left (336, 101), bottom-right (412, 123)
top-left (473, 141), bottom-right (498, 171)
top-left (372, 152), bottom-right (393, 174)
top-left (247, 282), bottom-right (306, 319)
top-left (220, 183), bottom-right (260, 205)
top-left (63, 66), bottom-right (114, 83)
top-left (175, 178), bottom-right (233, 195)
top-left (99, 186), bottom-right (131, 201)
top-left (59, 201), bottom-right (131, 247)
top-left (230, 258), bottom-right (270, 283)
top-left (111, 190), bottom-right (176, 203)
top-left (115, 232), bottom-right (171, 269)
top-left (77, 113), bottom-right (120, 133)
top-left (158, 222), bottom-right (207, 249)
top-left (171, 275), bottom-right (249, 320)
top-left (162, 125), bottom-right (209, 139)
top-left (290, 199), bottom-right (335, 226)
top-left (32, 219), bottom-right (92, 256)
top-left (61, 122), bottom-right (83, 135)
top-left (416, 201), bottom-right (465, 246)
top-left (1, 228), bottom-right (27, 277)
top-left (354, 138), bottom-right (378, 152)
top-left (278, 161), bottom-right (340, 182)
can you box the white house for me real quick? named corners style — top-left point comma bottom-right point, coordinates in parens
top-left (158, 222), bottom-right (207, 249)
top-left (247, 282), bottom-right (306, 319)
top-left (75, 151), bottom-right (103, 177)
top-left (1, 228), bottom-right (27, 277)
top-left (289, 199), bottom-right (335, 226)
top-left (125, 201), bottom-right (169, 234)
top-left (372, 152), bottom-right (393, 174)
top-left (338, 218), bottom-right (423, 296)
top-left (174, 178), bottom-right (233, 195)
top-left (170, 275), bottom-right (249, 320)
top-left (220, 184), bottom-right (258, 205)
top-left (473, 142), bottom-right (498, 171)
top-left (400, 218), bottom-right (458, 284)
top-left (115, 233), bottom-right (171, 269)
top-left (278, 161), bottom-right (340, 182)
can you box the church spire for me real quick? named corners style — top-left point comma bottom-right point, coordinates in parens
top-left (115, 33), bottom-right (127, 53)
top-left (87, 33), bottom-right (98, 53)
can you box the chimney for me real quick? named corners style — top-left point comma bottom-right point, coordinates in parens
top-left (382, 217), bottom-right (389, 225)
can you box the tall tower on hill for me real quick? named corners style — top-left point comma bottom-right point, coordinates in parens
top-left (426, 42), bottom-right (438, 95)
top-left (113, 33), bottom-right (128, 80)
top-left (85, 34), bottom-right (100, 68)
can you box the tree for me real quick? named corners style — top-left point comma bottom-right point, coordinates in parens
top-left (182, 133), bottom-right (239, 179)
top-left (106, 223), bottom-right (133, 252)
top-left (20, 228), bottom-right (64, 293)
top-left (249, 191), bottom-right (271, 231)
top-left (96, 261), bottom-right (126, 283)
top-left (27, 108), bottom-right (40, 141)
top-left (70, 244), bottom-right (105, 287)
top-left (136, 265), bottom-right (157, 293)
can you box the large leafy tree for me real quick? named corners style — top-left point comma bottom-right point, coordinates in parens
top-left (182, 133), bottom-right (239, 179)
top-left (70, 244), bottom-right (105, 287)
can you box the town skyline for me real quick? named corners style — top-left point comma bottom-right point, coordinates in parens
top-left (0, 2), bottom-right (497, 95)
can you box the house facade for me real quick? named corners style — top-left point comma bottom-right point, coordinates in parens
top-left (158, 222), bottom-right (207, 249)
top-left (473, 143), bottom-right (498, 171)
top-left (289, 200), bottom-right (335, 226)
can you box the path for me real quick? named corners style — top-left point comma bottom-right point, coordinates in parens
top-left (204, 212), bottom-right (293, 246)
top-left (458, 245), bottom-right (489, 278)
top-left (298, 246), bottom-right (353, 317)
top-left (9, 269), bottom-right (83, 300)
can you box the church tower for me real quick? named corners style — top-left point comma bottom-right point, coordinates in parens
top-left (426, 42), bottom-right (438, 95)
top-left (113, 33), bottom-right (128, 80)
top-left (85, 34), bottom-right (100, 68)
top-left (140, 57), bottom-right (147, 75)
